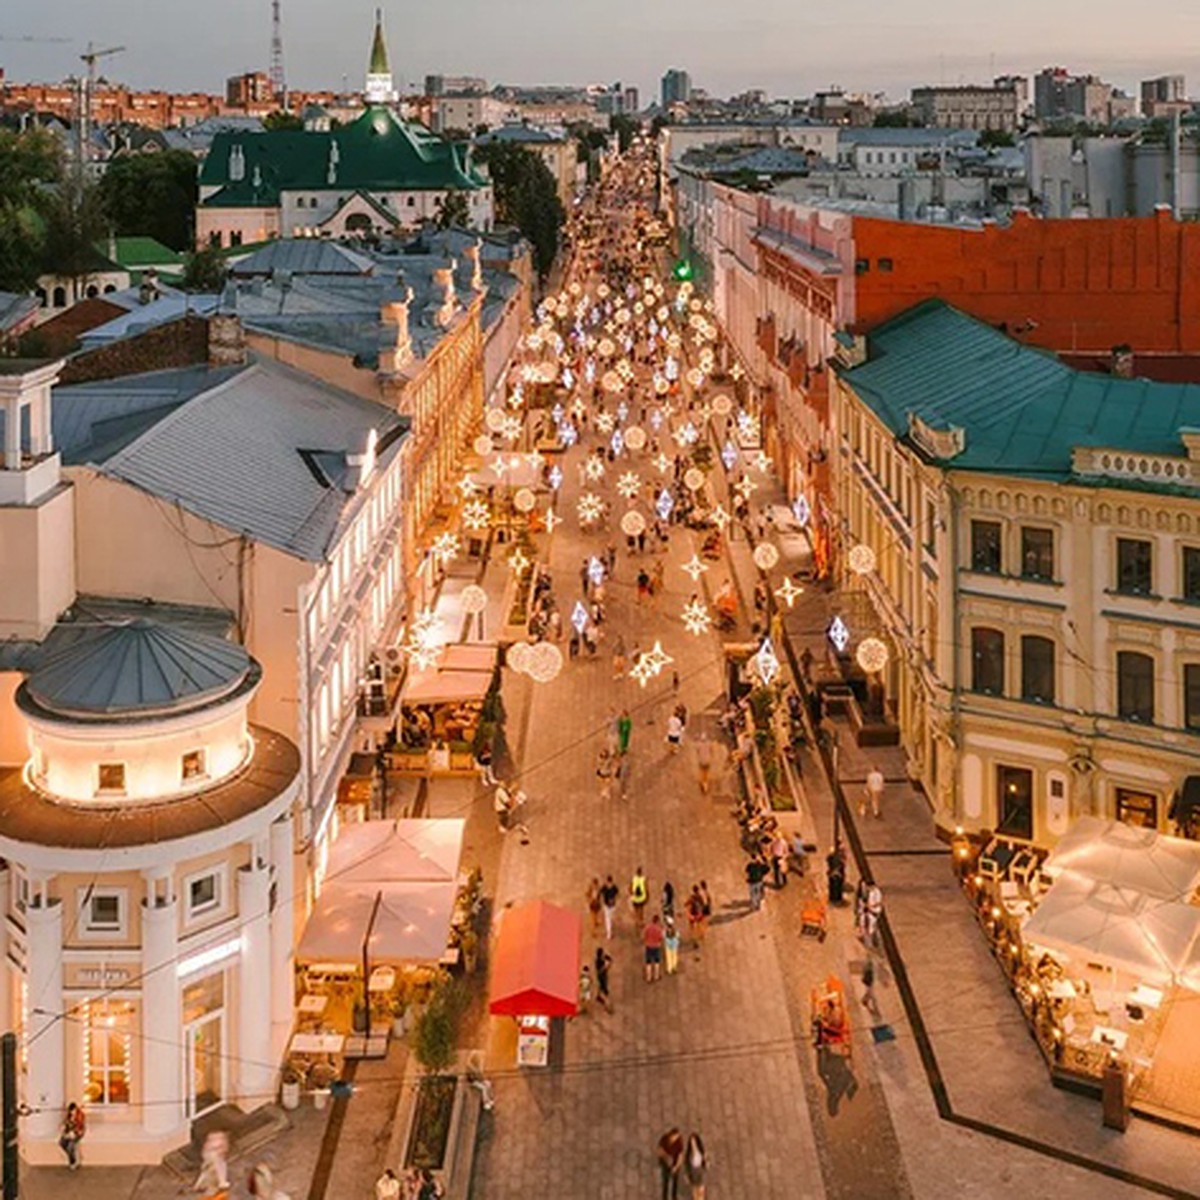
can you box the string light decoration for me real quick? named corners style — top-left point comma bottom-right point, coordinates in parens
top-left (752, 636), bottom-right (781, 686)
top-left (681, 554), bottom-right (709, 582)
top-left (431, 532), bottom-right (460, 564)
top-left (774, 577), bottom-right (804, 609)
top-left (577, 492), bottom-right (604, 524)
top-left (828, 616), bottom-right (851, 654)
top-left (617, 472), bottom-right (642, 500)
top-left (753, 542), bottom-right (780, 571)
top-left (848, 544), bottom-right (877, 575)
top-left (680, 598), bottom-right (712, 636)
top-left (462, 500), bottom-right (491, 530)
top-left (856, 637), bottom-right (890, 674)
top-left (620, 509), bottom-right (646, 537)
top-left (461, 585), bottom-right (488, 615)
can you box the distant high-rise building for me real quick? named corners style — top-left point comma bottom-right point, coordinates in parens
top-left (622, 86), bottom-right (640, 115)
top-left (910, 82), bottom-right (1020, 132)
top-left (425, 74), bottom-right (487, 97)
top-left (1034, 66), bottom-right (1129, 124)
top-left (226, 71), bottom-right (273, 109)
top-left (661, 69), bottom-right (692, 107)
top-left (1141, 74), bottom-right (1188, 117)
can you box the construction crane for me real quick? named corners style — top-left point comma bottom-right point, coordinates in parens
top-left (76, 42), bottom-right (124, 170)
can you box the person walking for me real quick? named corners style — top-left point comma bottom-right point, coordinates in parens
top-left (58, 1101), bottom-right (85, 1171)
top-left (861, 955), bottom-right (876, 1014)
top-left (695, 733), bottom-right (713, 793)
top-left (663, 916), bottom-right (681, 976)
top-left (771, 830), bottom-right (790, 889)
top-left (643, 913), bottom-right (664, 982)
top-left (630, 866), bottom-right (648, 928)
top-left (615, 752), bottom-right (631, 800)
top-left (684, 1133), bottom-right (708, 1200)
top-left (665, 710), bottom-right (684, 753)
top-left (596, 746), bottom-right (614, 801)
top-left (594, 945), bottom-right (613, 1012)
top-left (612, 634), bottom-right (627, 680)
top-left (194, 1129), bottom-right (230, 1193)
top-left (586, 877), bottom-right (603, 935)
top-left (617, 709), bottom-right (633, 755)
top-left (578, 963), bottom-right (593, 1014)
top-left (686, 885), bottom-right (704, 949)
top-left (865, 882), bottom-right (884, 948)
top-left (375, 1169), bottom-right (402, 1200)
top-left (746, 855), bottom-right (769, 911)
top-left (861, 764), bottom-right (885, 818)
top-left (657, 1128), bottom-right (685, 1200)
top-left (601, 875), bottom-right (620, 939)
top-left (661, 879), bottom-right (675, 922)
top-left (699, 880), bottom-right (713, 941)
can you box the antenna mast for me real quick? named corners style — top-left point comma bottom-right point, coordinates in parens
top-left (269, 0), bottom-right (286, 104)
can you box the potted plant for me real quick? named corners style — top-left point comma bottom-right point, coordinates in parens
top-left (280, 1064), bottom-right (302, 1110)
top-left (391, 994), bottom-right (409, 1037)
top-left (459, 928), bottom-right (479, 974)
top-left (309, 1059), bottom-right (337, 1110)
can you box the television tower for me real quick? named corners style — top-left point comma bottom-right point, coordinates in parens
top-left (269, 0), bottom-right (285, 103)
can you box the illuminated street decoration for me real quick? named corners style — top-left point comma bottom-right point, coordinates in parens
top-left (792, 495), bottom-right (811, 527)
top-left (624, 426), bottom-right (647, 451)
top-left (611, 429), bottom-right (625, 455)
top-left (461, 585), bottom-right (488, 615)
top-left (828, 616), bottom-right (851, 654)
top-left (588, 556), bottom-right (605, 587)
top-left (753, 450), bottom-right (773, 474)
top-left (681, 555), bottom-right (709, 582)
top-left (513, 488), bottom-right (536, 513)
top-left (734, 475), bottom-right (758, 501)
top-left (681, 598), bottom-right (712, 636)
top-left (774, 577), bottom-right (804, 609)
top-left (752, 637), bottom-right (780, 686)
top-left (571, 601), bottom-right (590, 634)
top-left (753, 542), bottom-right (780, 570)
top-left (508, 547), bottom-right (531, 575)
top-left (710, 504), bottom-right (731, 530)
top-left (584, 456), bottom-right (606, 481)
top-left (462, 499), bottom-right (491, 530)
top-left (431, 532), bottom-right (460, 564)
top-left (617, 472), bottom-right (642, 500)
top-left (620, 510), bottom-right (646, 536)
top-left (856, 637), bottom-right (890, 674)
top-left (721, 441), bottom-right (739, 470)
top-left (656, 488), bottom-right (675, 520)
top-left (544, 508), bottom-right (562, 532)
top-left (848, 544), bottom-right (877, 575)
top-left (578, 492), bottom-right (604, 523)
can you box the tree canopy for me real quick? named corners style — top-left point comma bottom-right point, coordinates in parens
top-left (98, 150), bottom-right (198, 251)
top-left (435, 190), bottom-right (471, 229)
top-left (263, 110), bottom-right (303, 131)
top-left (0, 127), bottom-right (62, 292)
top-left (475, 142), bottom-right (564, 280)
top-left (609, 113), bottom-right (640, 154)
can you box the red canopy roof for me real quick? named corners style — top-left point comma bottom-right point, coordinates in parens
top-left (488, 900), bottom-right (581, 1018)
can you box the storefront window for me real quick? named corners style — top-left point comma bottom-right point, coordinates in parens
top-left (83, 999), bottom-right (133, 1105)
top-left (996, 765), bottom-right (1033, 841)
top-left (182, 973), bottom-right (225, 1118)
top-left (1115, 788), bottom-right (1158, 830)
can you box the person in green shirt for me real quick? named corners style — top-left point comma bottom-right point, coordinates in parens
top-left (617, 708), bottom-right (633, 755)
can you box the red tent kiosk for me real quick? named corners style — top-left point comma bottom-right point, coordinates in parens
top-left (489, 900), bottom-right (581, 1067)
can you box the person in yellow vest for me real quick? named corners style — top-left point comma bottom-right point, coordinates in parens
top-left (630, 866), bottom-right (648, 928)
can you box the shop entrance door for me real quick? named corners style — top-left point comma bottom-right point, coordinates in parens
top-left (183, 973), bottom-right (225, 1118)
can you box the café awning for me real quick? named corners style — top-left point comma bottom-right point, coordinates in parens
top-left (401, 643), bottom-right (498, 706)
top-left (489, 900), bottom-right (581, 1018)
top-left (297, 818), bottom-right (465, 966)
top-left (1043, 816), bottom-right (1200, 901)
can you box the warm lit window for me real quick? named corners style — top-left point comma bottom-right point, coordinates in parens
top-left (182, 750), bottom-right (207, 781)
top-left (1115, 788), bottom-right (1158, 829)
top-left (97, 763), bottom-right (126, 794)
top-left (83, 1000), bottom-right (133, 1106)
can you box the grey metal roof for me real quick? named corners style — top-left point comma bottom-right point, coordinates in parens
top-left (76, 294), bottom-right (220, 348)
top-left (230, 240), bottom-right (377, 278)
top-left (0, 291), bottom-right (38, 334)
top-left (22, 618), bottom-right (252, 719)
top-left (81, 359), bottom-right (408, 561)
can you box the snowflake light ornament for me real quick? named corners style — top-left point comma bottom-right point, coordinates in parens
top-left (595, 410), bottom-right (616, 435)
top-left (431, 532), bottom-right (460, 564)
top-left (577, 492), bottom-right (604, 523)
top-left (681, 598), bottom-right (712, 636)
top-left (617, 472), bottom-right (642, 500)
top-left (462, 499), bottom-right (491, 530)
top-left (583, 456), bottom-right (606, 482)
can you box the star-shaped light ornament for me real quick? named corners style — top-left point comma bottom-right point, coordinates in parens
top-left (595, 411), bottom-right (616, 435)
top-left (462, 499), bottom-right (491, 530)
top-left (680, 598), bottom-right (712, 636)
top-left (828, 615), bottom-right (851, 654)
top-left (710, 504), bottom-right (732, 530)
top-left (431, 532), bottom-right (460, 564)
top-left (656, 488), bottom-right (675, 521)
top-left (458, 474), bottom-right (479, 497)
top-left (753, 450), bottom-right (774, 474)
top-left (526, 449), bottom-right (545, 471)
top-left (544, 507), bottom-right (563, 532)
top-left (577, 492), bottom-right (604, 524)
top-left (617, 472), bottom-right (642, 500)
top-left (752, 637), bottom-right (781, 687)
top-left (571, 601), bottom-right (590, 635)
top-left (775, 577), bottom-right (805, 609)
top-left (643, 640), bottom-right (674, 676)
top-left (734, 475), bottom-right (758, 501)
top-left (730, 362), bottom-right (746, 381)
top-left (681, 554), bottom-right (709, 583)
top-left (508, 547), bottom-right (531, 576)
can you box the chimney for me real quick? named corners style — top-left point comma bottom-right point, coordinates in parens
top-left (464, 239), bottom-right (483, 291)
top-left (378, 281), bottom-right (414, 373)
top-left (208, 313), bottom-right (247, 367)
top-left (1111, 344), bottom-right (1135, 379)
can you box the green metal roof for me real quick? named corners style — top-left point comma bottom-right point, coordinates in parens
top-left (199, 108), bottom-right (486, 209)
top-left (22, 618), bottom-right (252, 720)
top-left (95, 237), bottom-right (184, 269)
top-left (841, 300), bottom-right (1200, 481)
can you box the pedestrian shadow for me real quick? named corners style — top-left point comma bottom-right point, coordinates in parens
top-left (710, 902), bottom-right (752, 926)
top-left (816, 1045), bottom-right (860, 1116)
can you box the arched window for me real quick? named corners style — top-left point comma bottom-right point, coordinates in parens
top-left (52, 286), bottom-right (66, 307)
top-left (971, 628), bottom-right (1004, 695)
top-left (85, 285), bottom-right (98, 298)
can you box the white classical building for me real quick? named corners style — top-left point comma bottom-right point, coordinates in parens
top-left (1, 619), bottom-right (300, 1164)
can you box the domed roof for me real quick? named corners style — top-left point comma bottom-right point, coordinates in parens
top-left (23, 619), bottom-right (254, 719)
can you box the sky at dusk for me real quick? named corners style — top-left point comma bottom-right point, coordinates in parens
top-left (4, 0), bottom-right (1200, 103)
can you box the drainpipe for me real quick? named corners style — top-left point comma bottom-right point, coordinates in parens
top-left (947, 477), bottom-right (963, 823)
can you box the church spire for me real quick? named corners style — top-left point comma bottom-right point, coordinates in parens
top-left (365, 8), bottom-right (396, 104)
